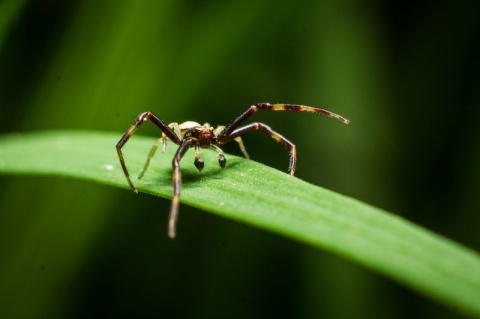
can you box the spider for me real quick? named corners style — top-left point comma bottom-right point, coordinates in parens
top-left (116, 103), bottom-right (349, 238)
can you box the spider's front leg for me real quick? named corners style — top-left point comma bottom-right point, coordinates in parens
top-left (219, 103), bottom-right (349, 138)
top-left (169, 139), bottom-right (194, 239)
top-left (116, 112), bottom-right (181, 193)
top-left (217, 103), bottom-right (349, 175)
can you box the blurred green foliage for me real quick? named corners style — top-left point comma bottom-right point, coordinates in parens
top-left (0, 1), bottom-right (479, 318)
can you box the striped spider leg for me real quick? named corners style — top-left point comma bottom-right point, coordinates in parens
top-left (116, 103), bottom-right (349, 238)
top-left (217, 103), bottom-right (349, 175)
top-left (116, 112), bottom-right (185, 238)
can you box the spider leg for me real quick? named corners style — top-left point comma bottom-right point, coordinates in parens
top-left (138, 137), bottom-right (162, 179)
top-left (221, 123), bottom-right (297, 175)
top-left (116, 112), bottom-right (181, 193)
top-left (169, 139), bottom-right (194, 239)
top-left (139, 123), bottom-right (183, 179)
top-left (214, 126), bottom-right (250, 159)
top-left (219, 103), bottom-right (349, 138)
top-left (233, 137), bottom-right (250, 159)
top-left (162, 122), bottom-right (182, 153)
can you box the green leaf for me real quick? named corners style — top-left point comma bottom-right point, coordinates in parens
top-left (1, 130), bottom-right (479, 317)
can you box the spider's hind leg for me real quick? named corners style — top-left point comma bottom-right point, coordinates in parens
top-left (234, 136), bottom-right (250, 159)
top-left (138, 122), bottom-right (183, 179)
top-left (138, 137), bottom-right (162, 179)
top-left (214, 126), bottom-right (250, 159)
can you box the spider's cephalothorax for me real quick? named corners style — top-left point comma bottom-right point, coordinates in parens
top-left (116, 103), bottom-right (349, 238)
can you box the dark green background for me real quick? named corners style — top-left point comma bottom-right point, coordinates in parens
top-left (0, 1), bottom-right (479, 318)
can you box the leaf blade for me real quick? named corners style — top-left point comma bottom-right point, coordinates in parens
top-left (0, 130), bottom-right (479, 317)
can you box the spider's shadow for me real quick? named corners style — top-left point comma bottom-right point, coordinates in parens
top-left (138, 157), bottom-right (245, 188)
top-left (181, 158), bottom-right (244, 184)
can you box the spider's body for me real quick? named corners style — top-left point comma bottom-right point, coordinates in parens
top-left (116, 103), bottom-right (349, 238)
top-left (187, 126), bottom-right (214, 147)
